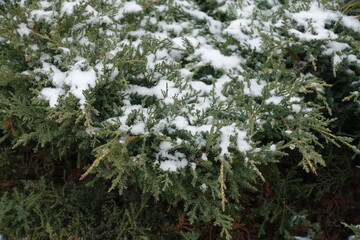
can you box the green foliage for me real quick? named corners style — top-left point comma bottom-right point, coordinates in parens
top-left (343, 222), bottom-right (360, 240)
top-left (1, 0), bottom-right (359, 239)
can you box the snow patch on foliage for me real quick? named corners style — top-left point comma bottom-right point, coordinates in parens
top-left (40, 88), bottom-right (65, 107)
top-left (266, 96), bottom-right (283, 105)
top-left (61, 0), bottom-right (81, 15)
top-left (157, 141), bottom-right (188, 171)
top-left (115, 1), bottom-right (143, 20)
top-left (193, 46), bottom-right (243, 71)
top-left (17, 23), bottom-right (31, 36)
top-left (8, 0), bottom-right (359, 173)
top-left (289, 2), bottom-right (360, 41)
top-left (38, 60), bottom-right (96, 108)
top-left (244, 79), bottom-right (265, 97)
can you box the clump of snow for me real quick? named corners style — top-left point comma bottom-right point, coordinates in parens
top-left (237, 130), bottom-right (251, 153)
top-left (341, 16), bottom-right (360, 32)
top-left (323, 41), bottom-right (350, 55)
top-left (40, 88), bottom-right (65, 107)
top-left (127, 79), bottom-right (179, 105)
top-left (266, 96), bottom-right (283, 105)
top-left (157, 141), bottom-right (188, 171)
top-left (289, 3), bottom-right (339, 40)
top-left (285, 130), bottom-right (292, 135)
top-left (269, 144), bottom-right (277, 151)
top-left (244, 79), bottom-right (266, 97)
top-left (193, 46), bottom-right (243, 71)
top-left (224, 19), bottom-right (262, 50)
top-left (115, 1), bottom-right (143, 20)
top-left (200, 183), bottom-right (208, 191)
top-left (38, 60), bottom-right (96, 108)
top-left (61, 0), bottom-right (81, 15)
top-left (17, 23), bottom-right (31, 36)
top-left (123, 1), bottom-right (143, 13)
top-left (289, 2), bottom-right (360, 41)
top-left (64, 61), bottom-right (97, 106)
top-left (291, 104), bottom-right (302, 113)
top-left (130, 121), bottom-right (146, 135)
top-left (219, 124), bottom-right (251, 156)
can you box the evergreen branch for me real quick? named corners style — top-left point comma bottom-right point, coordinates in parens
top-left (342, 1), bottom-right (360, 18)
top-left (124, 59), bottom-right (147, 64)
top-left (302, 151), bottom-right (317, 174)
top-left (31, 31), bottom-right (77, 56)
top-left (281, 116), bottom-right (291, 131)
top-left (314, 128), bottom-right (360, 154)
top-left (79, 137), bottom-right (118, 180)
top-left (141, 0), bottom-right (161, 9)
top-left (218, 158), bottom-right (227, 212)
top-left (291, 83), bottom-right (332, 94)
top-left (249, 160), bottom-right (265, 182)
top-left (266, 40), bottom-right (291, 63)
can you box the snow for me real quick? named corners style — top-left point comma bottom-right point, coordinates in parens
top-left (157, 141), bottom-right (188, 171)
top-left (171, 116), bottom-right (213, 136)
top-left (64, 62), bottom-right (97, 106)
top-left (40, 88), bottom-right (65, 107)
top-left (114, 1), bottom-right (143, 20)
top-left (291, 104), bottom-right (302, 113)
top-left (130, 121), bottom-right (146, 135)
top-left (323, 42), bottom-right (350, 55)
top-left (122, 1), bottom-right (143, 13)
top-left (193, 46), bottom-right (243, 71)
top-left (160, 159), bottom-right (187, 172)
top-left (17, 23), bottom-right (31, 36)
top-left (266, 96), bottom-right (283, 105)
top-left (218, 125), bottom-right (250, 156)
top-left (183, 8), bottom-right (222, 34)
top-left (270, 144), bottom-right (276, 151)
top-left (61, 0), bottom-right (80, 15)
top-left (38, 60), bottom-right (96, 108)
top-left (290, 97), bottom-right (301, 103)
top-left (200, 183), bottom-right (208, 191)
top-left (213, 74), bottom-right (233, 101)
top-left (158, 21), bottom-right (190, 35)
top-left (224, 19), bottom-right (262, 50)
top-left (39, 1), bottom-right (52, 9)
top-left (188, 81), bottom-right (212, 94)
top-left (244, 79), bottom-right (265, 97)
top-left (30, 1), bottom-right (58, 23)
top-left (127, 79), bottom-right (179, 105)
top-left (341, 16), bottom-right (360, 32)
top-left (237, 130), bottom-right (251, 153)
top-left (289, 2), bottom-right (360, 41)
